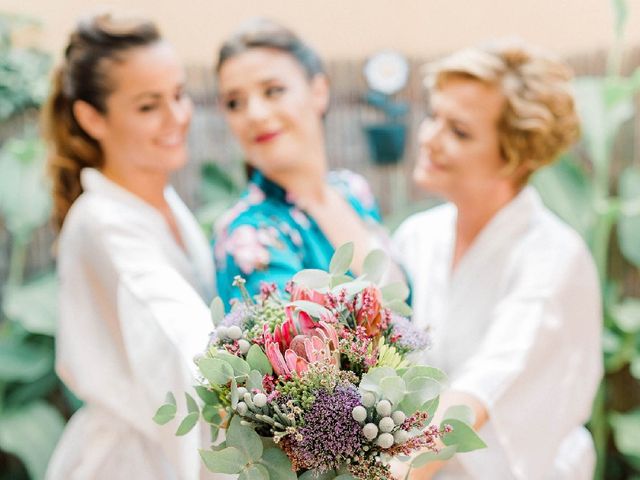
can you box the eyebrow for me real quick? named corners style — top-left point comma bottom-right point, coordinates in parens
top-left (220, 77), bottom-right (283, 97)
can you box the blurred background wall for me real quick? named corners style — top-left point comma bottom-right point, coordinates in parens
top-left (2, 0), bottom-right (640, 63)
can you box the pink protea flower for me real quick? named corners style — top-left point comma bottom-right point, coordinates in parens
top-left (356, 285), bottom-right (385, 338)
top-left (265, 338), bottom-right (309, 376)
top-left (289, 284), bottom-right (330, 306)
top-left (274, 314), bottom-right (298, 351)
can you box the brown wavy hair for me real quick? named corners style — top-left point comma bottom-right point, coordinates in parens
top-left (423, 39), bottom-right (580, 183)
top-left (41, 12), bottom-right (160, 229)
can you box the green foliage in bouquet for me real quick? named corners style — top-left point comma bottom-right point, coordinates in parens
top-left (530, 1), bottom-right (640, 477)
top-left (155, 243), bottom-right (485, 479)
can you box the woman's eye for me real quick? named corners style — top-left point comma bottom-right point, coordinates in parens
top-left (452, 125), bottom-right (470, 139)
top-left (265, 85), bottom-right (285, 97)
top-left (139, 104), bottom-right (157, 112)
top-left (224, 98), bottom-right (241, 111)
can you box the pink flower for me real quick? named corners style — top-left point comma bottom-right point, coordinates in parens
top-left (356, 285), bottom-right (385, 338)
top-left (265, 338), bottom-right (309, 376)
top-left (290, 284), bottom-right (330, 306)
top-left (226, 225), bottom-right (272, 275)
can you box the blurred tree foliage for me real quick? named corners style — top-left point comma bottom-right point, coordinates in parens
top-left (0, 13), bottom-right (79, 480)
top-left (532, 0), bottom-right (640, 477)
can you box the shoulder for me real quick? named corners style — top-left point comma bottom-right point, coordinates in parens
top-left (328, 169), bottom-right (377, 213)
top-left (394, 202), bottom-right (453, 243)
top-left (510, 203), bottom-right (598, 295)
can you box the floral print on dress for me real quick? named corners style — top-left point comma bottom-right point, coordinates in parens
top-left (212, 169), bottom-right (385, 306)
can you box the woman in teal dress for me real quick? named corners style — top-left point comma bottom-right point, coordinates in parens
top-left (213, 18), bottom-right (399, 305)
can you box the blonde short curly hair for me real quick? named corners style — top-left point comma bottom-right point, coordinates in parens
top-left (424, 40), bottom-right (580, 180)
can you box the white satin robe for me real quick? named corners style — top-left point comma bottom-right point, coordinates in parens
top-left (46, 168), bottom-right (221, 480)
top-left (393, 187), bottom-right (602, 479)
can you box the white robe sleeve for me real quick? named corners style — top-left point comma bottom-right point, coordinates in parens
top-left (95, 219), bottom-right (214, 479)
top-left (449, 245), bottom-right (603, 479)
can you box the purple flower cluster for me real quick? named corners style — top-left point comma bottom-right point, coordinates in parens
top-left (208, 304), bottom-right (251, 346)
top-left (391, 315), bottom-right (431, 352)
top-left (287, 385), bottom-right (364, 472)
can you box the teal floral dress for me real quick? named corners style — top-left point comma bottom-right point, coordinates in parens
top-left (213, 169), bottom-right (384, 306)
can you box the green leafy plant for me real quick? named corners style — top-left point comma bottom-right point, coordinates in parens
top-left (531, 0), bottom-right (640, 477)
top-left (0, 14), bottom-right (77, 480)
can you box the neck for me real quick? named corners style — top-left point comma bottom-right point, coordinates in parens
top-left (264, 148), bottom-right (329, 207)
top-left (452, 181), bottom-right (520, 260)
top-left (101, 164), bottom-right (169, 210)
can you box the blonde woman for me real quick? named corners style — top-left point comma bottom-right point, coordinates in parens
top-left (394, 41), bottom-right (602, 479)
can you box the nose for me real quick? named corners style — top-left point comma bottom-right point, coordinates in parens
top-left (418, 117), bottom-right (440, 151)
top-left (166, 96), bottom-right (192, 126)
top-left (246, 95), bottom-right (270, 122)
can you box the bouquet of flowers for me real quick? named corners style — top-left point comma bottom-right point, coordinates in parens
top-left (155, 244), bottom-right (484, 479)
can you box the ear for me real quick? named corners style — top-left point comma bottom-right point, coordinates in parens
top-left (72, 100), bottom-right (108, 141)
top-left (310, 73), bottom-right (330, 116)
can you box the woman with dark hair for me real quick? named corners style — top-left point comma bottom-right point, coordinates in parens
top-left (393, 40), bottom-right (602, 478)
top-left (43, 12), bottom-right (218, 479)
top-left (212, 18), bottom-right (402, 305)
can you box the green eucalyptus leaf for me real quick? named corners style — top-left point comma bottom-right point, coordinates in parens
top-left (440, 418), bottom-right (486, 452)
top-left (398, 377), bottom-right (441, 414)
top-left (153, 403), bottom-right (177, 425)
top-left (0, 401), bottom-right (65, 480)
top-left (258, 447), bottom-right (297, 480)
top-left (195, 385), bottom-right (220, 405)
top-left (385, 299), bottom-right (413, 317)
top-left (362, 249), bottom-right (388, 283)
top-left (359, 367), bottom-right (398, 394)
top-left (226, 415), bottom-right (263, 462)
top-left (176, 412), bottom-right (199, 436)
top-left (199, 358), bottom-right (235, 385)
top-left (247, 369), bottom-right (264, 391)
top-left (422, 396), bottom-right (440, 419)
top-left (411, 445), bottom-right (457, 468)
top-left (381, 281), bottom-right (410, 303)
top-left (402, 365), bottom-right (447, 385)
top-left (3, 272), bottom-right (58, 335)
top-left (215, 351), bottom-right (251, 378)
top-left (618, 167), bottom-right (640, 267)
top-left (247, 344), bottom-right (273, 375)
top-left (331, 279), bottom-right (370, 297)
top-left (200, 446), bottom-right (248, 474)
top-left (240, 463), bottom-right (270, 480)
top-left (442, 405), bottom-right (475, 426)
top-left (330, 274), bottom-right (354, 288)
top-left (210, 297), bottom-right (225, 326)
top-left (292, 269), bottom-right (331, 289)
top-left (330, 242), bottom-right (354, 276)
top-left (202, 404), bottom-right (222, 424)
top-left (380, 376), bottom-right (405, 405)
top-left (290, 300), bottom-right (332, 319)
top-left (185, 392), bottom-right (199, 414)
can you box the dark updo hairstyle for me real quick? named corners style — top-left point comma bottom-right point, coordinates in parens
top-left (216, 17), bottom-right (324, 78)
top-left (216, 18), bottom-right (326, 180)
top-left (42, 12), bottom-right (161, 229)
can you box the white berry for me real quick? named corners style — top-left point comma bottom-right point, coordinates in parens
top-left (352, 405), bottom-right (367, 423)
top-left (376, 399), bottom-right (392, 417)
top-left (379, 416), bottom-right (395, 433)
top-left (227, 325), bottom-right (243, 340)
top-left (376, 433), bottom-right (394, 449)
top-left (362, 423), bottom-right (379, 440)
